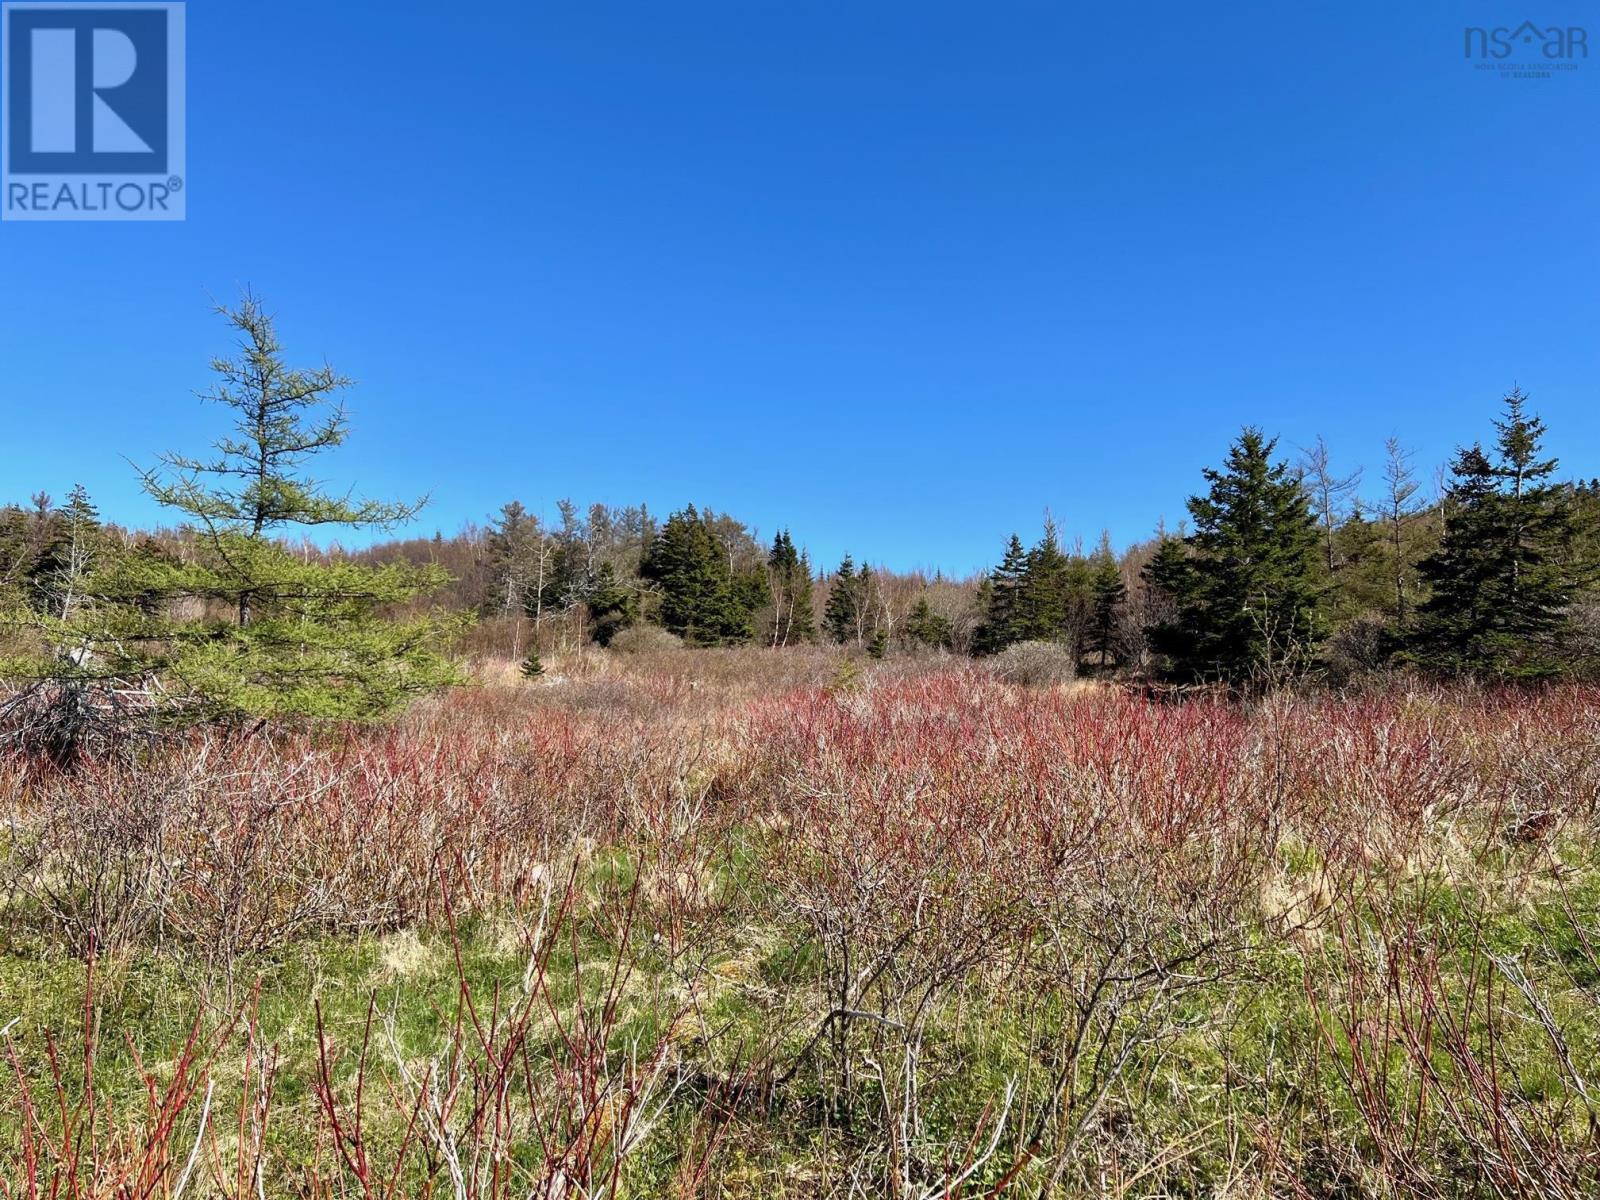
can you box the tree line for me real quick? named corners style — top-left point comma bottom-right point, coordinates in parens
top-left (4, 297), bottom-right (1599, 746)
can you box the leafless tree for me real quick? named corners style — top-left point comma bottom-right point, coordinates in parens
top-left (1298, 435), bottom-right (1363, 574)
top-left (1379, 436), bottom-right (1424, 629)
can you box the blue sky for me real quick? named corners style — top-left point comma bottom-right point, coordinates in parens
top-left (1, 1), bottom-right (1597, 575)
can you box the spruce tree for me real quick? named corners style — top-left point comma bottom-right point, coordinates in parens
top-left (1063, 551), bottom-right (1095, 660)
top-left (1015, 526), bottom-right (1072, 643)
top-left (824, 555), bottom-right (863, 645)
top-left (485, 501), bottom-right (545, 617)
top-left (30, 485), bottom-right (100, 620)
top-left (642, 506), bottom-right (726, 644)
top-left (903, 595), bottom-right (953, 651)
top-left (793, 551), bottom-right (818, 643)
top-left (0, 498), bottom-right (55, 606)
top-left (1411, 389), bottom-right (1575, 677)
top-left (640, 506), bottom-right (758, 645)
top-left (973, 535), bottom-right (1029, 655)
top-left (1161, 428), bottom-right (1324, 687)
top-left (1141, 534), bottom-right (1193, 667)
top-left (586, 561), bottom-right (637, 647)
top-left (766, 530), bottom-right (816, 647)
top-left (1086, 534), bottom-right (1126, 668)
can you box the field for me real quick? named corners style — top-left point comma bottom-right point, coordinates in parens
top-left (2, 649), bottom-right (1599, 1198)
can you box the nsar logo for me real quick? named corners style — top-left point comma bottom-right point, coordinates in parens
top-left (1464, 21), bottom-right (1587, 59)
top-left (2, 2), bottom-right (185, 221)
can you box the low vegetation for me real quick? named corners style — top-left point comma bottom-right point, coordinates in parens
top-left (2, 651), bottom-right (1599, 1197)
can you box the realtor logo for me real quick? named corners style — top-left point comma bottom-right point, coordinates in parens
top-left (2, 2), bottom-right (185, 220)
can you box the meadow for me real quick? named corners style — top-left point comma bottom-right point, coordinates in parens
top-left (2, 648), bottom-right (1598, 1198)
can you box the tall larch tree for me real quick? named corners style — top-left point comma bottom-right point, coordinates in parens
top-left (10, 293), bottom-right (457, 726)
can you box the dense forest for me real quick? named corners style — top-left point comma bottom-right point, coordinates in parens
top-left (3, 299), bottom-right (1599, 746)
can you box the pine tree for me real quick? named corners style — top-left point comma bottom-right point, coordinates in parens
top-left (1411, 389), bottom-right (1575, 677)
top-left (1327, 502), bottom-right (1393, 623)
top-left (1161, 428), bottom-right (1324, 688)
top-left (867, 628), bottom-right (889, 659)
top-left (1063, 551), bottom-right (1095, 660)
top-left (973, 535), bottom-right (1029, 655)
top-left (642, 506), bottom-right (725, 644)
top-left (1569, 480), bottom-right (1600, 594)
top-left (520, 651), bottom-right (545, 679)
top-left (1086, 533), bottom-right (1126, 669)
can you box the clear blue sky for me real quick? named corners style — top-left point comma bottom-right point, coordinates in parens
top-left (2, 1), bottom-right (1597, 575)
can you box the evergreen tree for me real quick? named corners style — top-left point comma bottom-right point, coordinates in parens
top-left (586, 561), bottom-right (638, 647)
top-left (766, 530), bottom-right (816, 646)
top-left (902, 595), bottom-right (953, 651)
top-left (867, 628), bottom-right (889, 659)
top-left (7, 295), bottom-right (458, 724)
top-left (1141, 534), bottom-right (1193, 667)
top-left (485, 501), bottom-right (545, 616)
top-left (824, 555), bottom-right (865, 645)
top-left (1015, 526), bottom-right (1072, 643)
top-left (1326, 502), bottom-right (1393, 623)
top-left (640, 506), bottom-right (758, 645)
top-left (794, 551), bottom-right (818, 642)
top-left (1062, 551), bottom-right (1095, 659)
top-left (1086, 534), bottom-right (1126, 668)
top-left (140, 293), bottom-right (426, 627)
top-left (1568, 480), bottom-right (1600, 593)
top-left (30, 485), bottom-right (100, 620)
top-left (1159, 428), bottom-right (1324, 687)
top-left (0, 498), bottom-right (55, 605)
top-left (1411, 390), bottom-right (1575, 677)
top-left (729, 565), bottom-right (772, 639)
top-left (973, 535), bottom-right (1029, 655)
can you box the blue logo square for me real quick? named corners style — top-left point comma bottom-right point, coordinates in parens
top-left (2, 2), bottom-right (185, 221)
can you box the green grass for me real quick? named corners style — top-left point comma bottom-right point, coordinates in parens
top-left (8, 852), bottom-right (1592, 1195)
